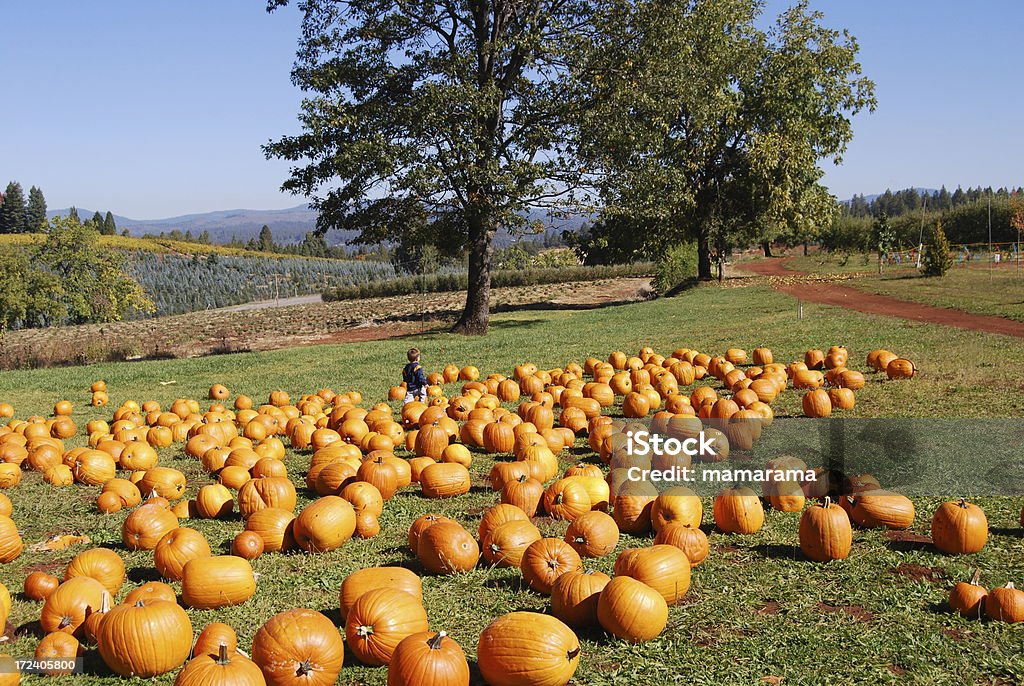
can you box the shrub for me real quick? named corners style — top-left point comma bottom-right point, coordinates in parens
top-left (654, 242), bottom-right (698, 294)
top-left (920, 220), bottom-right (953, 277)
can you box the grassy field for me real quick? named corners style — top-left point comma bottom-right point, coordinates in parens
top-left (0, 284), bottom-right (1022, 685)
top-left (788, 254), bottom-right (1024, 321)
top-left (0, 233), bottom-right (337, 261)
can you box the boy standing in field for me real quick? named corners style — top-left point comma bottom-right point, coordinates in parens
top-left (403, 348), bottom-right (429, 404)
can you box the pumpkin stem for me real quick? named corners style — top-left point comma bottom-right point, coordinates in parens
top-left (295, 660), bottom-right (313, 676)
top-left (428, 631), bottom-right (447, 650)
top-left (823, 496), bottom-right (832, 508)
top-left (216, 644), bottom-right (230, 666)
top-left (58, 616), bottom-right (72, 629)
top-left (957, 498), bottom-right (968, 508)
top-left (356, 625), bottom-right (374, 638)
top-left (1006, 582), bottom-right (1016, 590)
top-left (970, 569), bottom-right (982, 586)
top-left (566, 646), bottom-right (581, 661)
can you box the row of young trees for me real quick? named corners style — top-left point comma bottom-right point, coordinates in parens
top-left (264, 0), bottom-right (876, 333)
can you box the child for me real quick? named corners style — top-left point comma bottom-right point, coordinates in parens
top-left (402, 348), bottom-right (429, 403)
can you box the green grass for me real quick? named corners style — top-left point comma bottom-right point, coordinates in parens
top-left (787, 253), bottom-right (1024, 322)
top-left (0, 285), bottom-right (1022, 685)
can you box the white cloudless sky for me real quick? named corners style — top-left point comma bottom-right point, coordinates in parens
top-left (0, 1), bottom-right (1020, 218)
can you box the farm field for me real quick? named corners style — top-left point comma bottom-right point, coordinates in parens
top-left (784, 255), bottom-right (1024, 322)
top-left (0, 284), bottom-right (1022, 685)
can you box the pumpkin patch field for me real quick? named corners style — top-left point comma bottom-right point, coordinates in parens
top-left (0, 285), bottom-right (1022, 685)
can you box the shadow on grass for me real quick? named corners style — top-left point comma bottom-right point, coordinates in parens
top-left (750, 543), bottom-right (803, 560)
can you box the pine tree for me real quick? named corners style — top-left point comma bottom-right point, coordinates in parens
top-left (26, 186), bottom-right (47, 232)
top-left (921, 220), bottom-right (953, 277)
top-left (0, 182), bottom-right (27, 234)
top-left (67, 207), bottom-right (80, 223)
top-left (102, 211), bottom-right (117, 236)
top-left (89, 211), bottom-right (104, 229)
top-left (258, 225), bottom-right (274, 252)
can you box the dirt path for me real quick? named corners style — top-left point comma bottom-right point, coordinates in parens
top-left (742, 258), bottom-right (1024, 338)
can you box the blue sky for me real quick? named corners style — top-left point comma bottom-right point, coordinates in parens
top-left (0, 1), bottom-right (1020, 218)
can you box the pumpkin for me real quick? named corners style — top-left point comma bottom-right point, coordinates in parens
top-left (551, 570), bottom-right (610, 629)
top-left (520, 538), bottom-right (582, 595)
top-left (612, 480), bottom-right (658, 535)
top-left (847, 490), bottom-right (915, 529)
top-left (232, 531), bottom-right (265, 560)
top-left (175, 644), bottom-right (265, 686)
top-left (195, 484), bottom-right (234, 519)
top-left (886, 358), bottom-right (916, 379)
top-left (985, 582), bottom-right (1024, 623)
top-left (477, 612), bottom-right (580, 686)
top-left (97, 599), bottom-right (193, 677)
top-left (346, 588), bottom-right (429, 666)
top-left (103, 478), bottom-right (142, 508)
top-left (64, 547), bottom-right (125, 595)
top-left (799, 497), bottom-right (852, 562)
top-left (653, 523), bottom-right (709, 566)
top-left (182, 556), bottom-right (256, 609)
top-left (420, 463), bottom-right (471, 499)
top-left (650, 485), bottom-right (702, 531)
top-left (24, 571), bottom-right (60, 600)
top-left (766, 479), bottom-right (805, 513)
top-left (713, 487), bottom-right (764, 534)
top-left (293, 496), bottom-right (357, 553)
top-left (192, 622), bottom-right (239, 658)
top-left (244, 507), bottom-right (296, 553)
top-left (563, 511), bottom-right (619, 558)
top-left (801, 389), bottom-right (832, 418)
top-left (41, 577), bottom-right (107, 637)
top-left (614, 545), bottom-right (691, 603)
top-left (251, 608), bottom-right (345, 686)
top-left (478, 504), bottom-right (529, 543)
top-left (340, 481), bottom-right (384, 517)
top-left (597, 576), bottom-right (668, 643)
top-left (34, 632), bottom-right (82, 675)
top-left (341, 567), bottom-right (423, 622)
top-left (501, 475), bottom-right (544, 517)
top-left (238, 477), bottom-right (297, 517)
top-left (386, 631), bottom-right (469, 686)
top-left (122, 503), bottom-right (179, 551)
top-left (931, 499), bottom-right (988, 554)
top-left (154, 528), bottom-right (211, 581)
top-left (482, 520), bottom-right (542, 568)
top-left (542, 479), bottom-right (591, 521)
top-left (948, 570), bottom-right (987, 619)
top-left (356, 458), bottom-right (399, 500)
top-left (417, 521), bottom-right (479, 574)
top-left (124, 581), bottom-right (177, 605)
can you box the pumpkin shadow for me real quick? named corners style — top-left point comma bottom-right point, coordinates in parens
top-left (883, 539), bottom-right (933, 553)
top-left (80, 650), bottom-right (109, 676)
top-left (13, 620), bottom-right (42, 640)
top-left (990, 527), bottom-right (1022, 538)
top-left (482, 576), bottom-right (528, 593)
top-left (750, 543), bottom-right (803, 560)
top-left (927, 601), bottom-right (948, 615)
top-left (317, 607), bottom-right (342, 627)
top-left (127, 566), bottom-right (163, 583)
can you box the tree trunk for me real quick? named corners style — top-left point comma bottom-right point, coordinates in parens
top-left (697, 226), bottom-right (713, 281)
top-left (762, 241), bottom-right (773, 257)
top-left (803, 241), bottom-right (809, 256)
top-left (452, 213), bottom-right (494, 335)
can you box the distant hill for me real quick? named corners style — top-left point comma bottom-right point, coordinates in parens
top-left (47, 205), bottom-right (588, 247)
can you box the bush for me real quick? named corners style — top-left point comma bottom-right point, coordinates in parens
top-left (654, 241), bottom-right (698, 294)
top-left (920, 220), bottom-right (953, 277)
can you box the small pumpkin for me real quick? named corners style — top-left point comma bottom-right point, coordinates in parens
top-left (482, 520), bottom-right (542, 568)
top-left (154, 528), bottom-right (211, 581)
top-left (520, 538), bottom-right (582, 595)
top-left (386, 631), bottom-right (469, 686)
top-left (550, 570), bottom-right (610, 629)
top-left (122, 503), bottom-right (179, 551)
top-left (597, 576), bottom-right (668, 643)
top-left (886, 358), bottom-right (916, 380)
top-left (931, 499), bottom-right (988, 555)
top-left (24, 571), bottom-right (60, 601)
top-left (563, 511), bottom-right (619, 558)
top-left (34, 632), bottom-right (82, 676)
top-left (175, 644), bottom-right (265, 686)
top-left (192, 622), bottom-right (238, 658)
top-left (653, 523), bottom-right (709, 566)
top-left (417, 521), bottom-right (479, 575)
top-left (984, 582), bottom-right (1024, 623)
top-left (948, 570), bottom-right (987, 619)
top-left (232, 531), bottom-right (265, 560)
top-left (181, 556), bottom-right (256, 609)
top-left (799, 497), bottom-right (853, 562)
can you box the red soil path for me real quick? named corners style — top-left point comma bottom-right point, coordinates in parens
top-left (742, 258), bottom-right (1024, 338)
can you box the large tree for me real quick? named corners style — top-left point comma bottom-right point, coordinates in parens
top-left (576, 0), bottom-right (875, 279)
top-left (26, 186), bottom-right (47, 232)
top-left (265, 0), bottom-right (592, 334)
top-left (0, 182), bottom-right (27, 234)
top-left (102, 211), bottom-right (117, 236)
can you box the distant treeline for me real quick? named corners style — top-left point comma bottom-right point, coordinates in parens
top-left (844, 186), bottom-right (1023, 219)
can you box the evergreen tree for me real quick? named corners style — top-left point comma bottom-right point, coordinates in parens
top-left (89, 211), bottom-right (104, 229)
top-left (258, 225), bottom-right (274, 252)
top-left (102, 211), bottom-right (117, 236)
top-left (67, 207), bottom-right (80, 223)
top-left (0, 182), bottom-right (27, 234)
top-left (26, 186), bottom-right (47, 232)
top-left (921, 220), bottom-right (953, 277)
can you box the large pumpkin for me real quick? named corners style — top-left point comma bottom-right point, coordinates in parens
top-left (713, 487), bottom-right (764, 534)
top-left (122, 503), bottom-right (179, 551)
top-left (597, 576), bottom-right (668, 643)
top-left (251, 608), bottom-right (345, 686)
top-left (154, 528), bottom-right (211, 581)
top-left (40, 577), bottom-right (107, 638)
top-left (985, 583), bottom-right (1024, 623)
top-left (293, 496), bottom-right (357, 553)
top-left (520, 538), bottom-right (582, 595)
top-left (340, 567), bottom-right (423, 622)
top-left (238, 477), bottom-right (297, 517)
top-left (181, 556), bottom-right (256, 609)
top-left (419, 463), bottom-right (471, 499)
top-left (417, 521), bottom-right (479, 574)
top-left (931, 499), bottom-right (988, 554)
top-left (481, 520), bottom-right (542, 568)
top-left (613, 545), bottom-right (691, 604)
top-left (650, 485), bottom-right (702, 531)
top-left (138, 467), bottom-right (188, 500)
top-left (563, 511), bottom-right (619, 559)
top-left (477, 612), bottom-right (580, 686)
top-left (550, 570), bottom-right (610, 629)
top-left (346, 588), bottom-right (429, 666)
top-left (97, 599), bottom-right (193, 677)
top-left (799, 498), bottom-right (852, 562)
top-left (174, 644), bottom-right (265, 686)
top-left (386, 631), bottom-right (469, 686)
top-left (847, 490), bottom-right (915, 530)
top-left (244, 507), bottom-right (297, 553)
top-left (64, 547), bottom-right (125, 595)
top-left (653, 523), bottom-right (709, 566)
